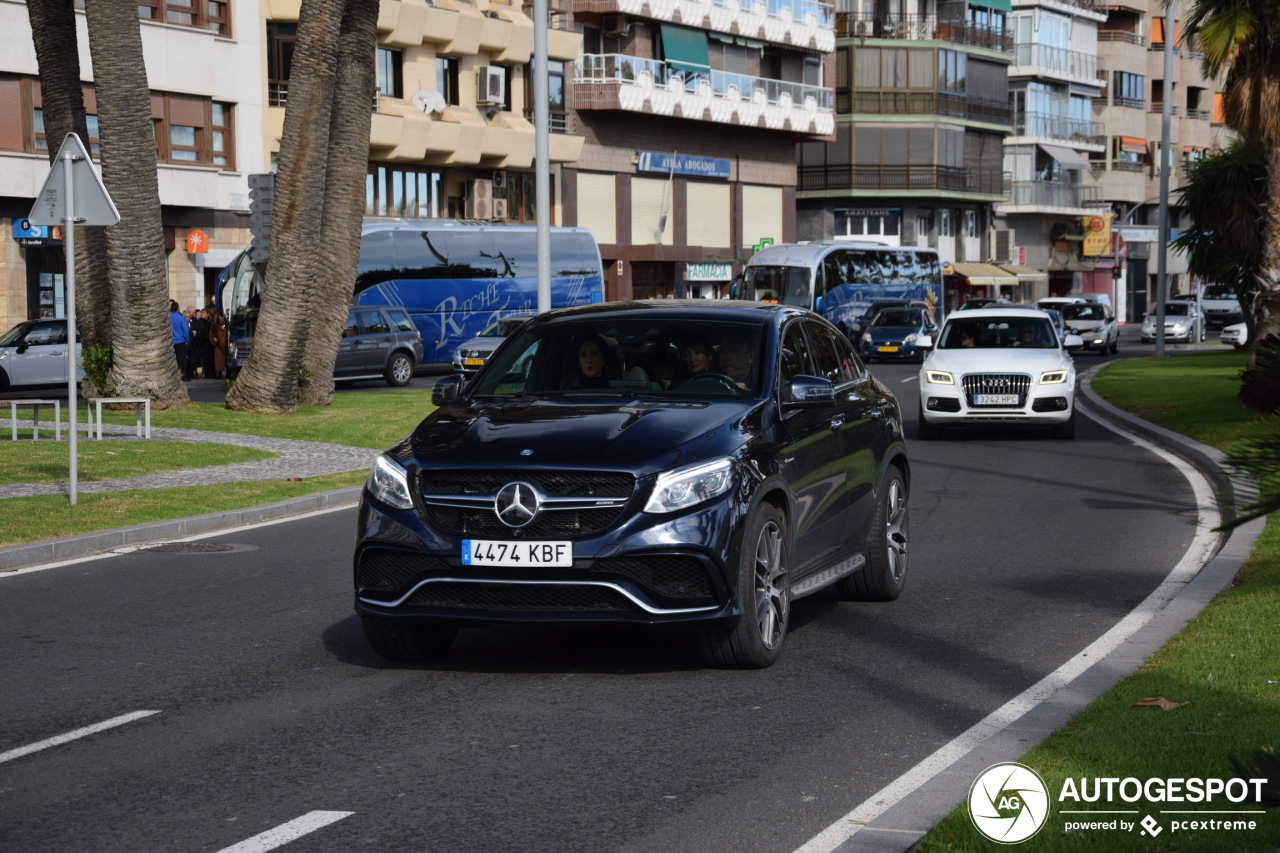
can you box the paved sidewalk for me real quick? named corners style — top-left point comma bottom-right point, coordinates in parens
top-left (0, 419), bottom-right (377, 499)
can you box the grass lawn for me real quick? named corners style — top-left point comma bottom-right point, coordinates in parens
top-left (0, 389), bottom-right (435, 549)
top-left (917, 352), bottom-right (1280, 852)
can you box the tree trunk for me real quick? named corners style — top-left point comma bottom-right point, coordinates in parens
top-left (26, 0), bottom-right (112, 350)
top-left (297, 0), bottom-right (379, 408)
top-left (226, 0), bottom-right (345, 413)
top-left (1252, 144), bottom-right (1280, 351)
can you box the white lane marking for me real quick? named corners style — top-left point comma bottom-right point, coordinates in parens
top-left (900, 376), bottom-right (916, 384)
top-left (214, 812), bottom-right (354, 853)
top-left (1, 503), bottom-right (357, 578)
top-left (0, 710), bottom-right (161, 765)
top-left (794, 412), bottom-right (1220, 853)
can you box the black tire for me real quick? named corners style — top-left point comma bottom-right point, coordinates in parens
top-left (360, 615), bottom-right (457, 661)
top-left (0, 367), bottom-right (9, 392)
top-left (700, 503), bottom-right (790, 669)
top-left (384, 352), bottom-right (414, 387)
top-left (917, 404), bottom-right (941, 440)
top-left (837, 469), bottom-right (908, 601)
top-left (1052, 408), bottom-right (1077, 439)
top-left (1109, 337), bottom-right (1119, 355)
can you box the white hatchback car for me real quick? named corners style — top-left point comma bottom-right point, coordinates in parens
top-left (917, 308), bottom-right (1083, 439)
top-left (1220, 322), bottom-right (1247, 349)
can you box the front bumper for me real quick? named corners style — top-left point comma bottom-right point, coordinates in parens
top-left (354, 487), bottom-right (744, 627)
top-left (920, 382), bottom-right (1074, 428)
top-left (863, 342), bottom-right (923, 361)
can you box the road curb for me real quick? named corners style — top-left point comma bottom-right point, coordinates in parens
top-left (825, 362), bottom-right (1265, 853)
top-left (0, 486), bottom-right (363, 573)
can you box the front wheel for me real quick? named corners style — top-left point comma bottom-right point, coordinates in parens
top-left (384, 352), bottom-right (414, 387)
top-left (361, 616), bottom-right (457, 661)
top-left (1052, 408), bottom-right (1077, 439)
top-left (837, 469), bottom-right (908, 601)
top-left (700, 503), bottom-right (790, 669)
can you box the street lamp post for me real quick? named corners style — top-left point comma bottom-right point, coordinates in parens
top-left (1154, 0), bottom-right (1176, 357)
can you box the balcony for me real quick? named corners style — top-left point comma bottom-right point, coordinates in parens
top-left (1149, 104), bottom-right (1180, 115)
top-left (575, 53), bottom-right (834, 135)
top-left (1186, 108), bottom-right (1211, 120)
top-left (999, 179), bottom-right (1106, 212)
top-left (1012, 111), bottom-right (1105, 147)
top-left (835, 14), bottom-right (1012, 52)
top-left (842, 90), bottom-right (1012, 125)
top-left (1009, 43), bottom-right (1099, 85)
top-left (797, 164), bottom-right (1010, 197)
top-left (1098, 30), bottom-right (1146, 46)
top-left (573, 0), bottom-right (835, 53)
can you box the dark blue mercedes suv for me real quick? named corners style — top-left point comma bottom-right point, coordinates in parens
top-left (354, 301), bottom-right (910, 668)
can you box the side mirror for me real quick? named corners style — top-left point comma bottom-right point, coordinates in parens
top-left (1063, 334), bottom-right (1084, 351)
top-left (432, 374), bottom-right (463, 406)
top-left (916, 335), bottom-right (934, 350)
top-left (15, 343), bottom-right (29, 354)
top-left (785, 375), bottom-right (836, 408)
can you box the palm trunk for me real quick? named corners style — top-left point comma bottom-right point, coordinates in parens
top-left (26, 0), bottom-right (112, 351)
top-left (297, 0), bottom-right (379, 408)
top-left (226, 0), bottom-right (345, 413)
top-left (83, 0), bottom-right (188, 408)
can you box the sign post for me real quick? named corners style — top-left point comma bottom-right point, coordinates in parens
top-left (27, 133), bottom-right (121, 505)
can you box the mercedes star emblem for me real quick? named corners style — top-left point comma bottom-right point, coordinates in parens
top-left (495, 481), bottom-right (540, 528)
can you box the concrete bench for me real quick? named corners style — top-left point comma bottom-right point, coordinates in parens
top-left (2, 398), bottom-right (63, 441)
top-left (86, 397), bottom-right (151, 440)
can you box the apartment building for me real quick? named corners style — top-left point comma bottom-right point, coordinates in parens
top-left (567, 0), bottom-right (836, 299)
top-left (795, 0), bottom-right (1017, 311)
top-left (0, 0), bottom-right (266, 332)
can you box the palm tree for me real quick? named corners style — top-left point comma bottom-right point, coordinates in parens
top-left (82, 0), bottom-right (188, 408)
top-left (1183, 0), bottom-right (1280, 349)
top-left (26, 0), bottom-right (112, 351)
top-left (226, 0), bottom-right (346, 413)
top-left (296, 0), bottom-right (379, 408)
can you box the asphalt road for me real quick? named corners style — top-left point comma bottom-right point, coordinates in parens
top-left (0, 331), bottom-right (1206, 853)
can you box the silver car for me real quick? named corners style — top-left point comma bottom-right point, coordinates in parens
top-left (451, 314), bottom-right (535, 374)
top-left (0, 319), bottom-right (83, 391)
top-left (1141, 301), bottom-right (1205, 343)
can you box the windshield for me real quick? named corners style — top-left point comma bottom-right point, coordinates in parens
top-left (470, 317), bottom-right (766, 399)
top-left (1163, 303), bottom-right (1192, 316)
top-left (741, 266), bottom-right (812, 307)
top-left (480, 318), bottom-right (528, 337)
top-left (0, 323), bottom-right (30, 347)
top-left (873, 309), bottom-right (923, 327)
top-left (1202, 284), bottom-right (1237, 300)
top-left (939, 317), bottom-right (1058, 349)
top-left (1061, 304), bottom-right (1106, 321)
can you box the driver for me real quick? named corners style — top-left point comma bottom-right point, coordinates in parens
top-left (718, 331), bottom-right (755, 390)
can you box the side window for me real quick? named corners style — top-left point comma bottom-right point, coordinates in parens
top-left (386, 309), bottom-right (416, 333)
top-left (360, 310), bottom-right (390, 335)
top-left (343, 312), bottom-right (361, 337)
top-left (806, 321), bottom-right (857, 385)
top-left (25, 323), bottom-right (64, 345)
top-left (779, 322), bottom-right (814, 384)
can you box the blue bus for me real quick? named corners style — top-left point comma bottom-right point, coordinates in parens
top-left (738, 241), bottom-right (943, 338)
top-left (218, 219), bottom-right (604, 366)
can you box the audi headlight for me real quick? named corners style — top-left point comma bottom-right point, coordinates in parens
top-left (645, 457), bottom-right (734, 514)
top-left (926, 370), bottom-right (954, 385)
top-left (1040, 370), bottom-right (1068, 385)
top-left (366, 454), bottom-right (414, 509)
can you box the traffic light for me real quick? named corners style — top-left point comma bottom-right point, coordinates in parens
top-left (248, 173), bottom-right (275, 263)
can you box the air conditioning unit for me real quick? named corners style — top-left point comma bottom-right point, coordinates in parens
top-left (989, 229), bottom-right (1013, 263)
top-left (493, 198), bottom-right (509, 221)
top-left (466, 179), bottom-right (494, 219)
top-left (477, 66), bottom-right (505, 105)
top-left (602, 13), bottom-right (629, 36)
top-left (853, 20), bottom-right (874, 37)
top-left (492, 170), bottom-right (507, 189)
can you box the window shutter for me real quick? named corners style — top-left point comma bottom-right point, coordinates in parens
top-left (168, 94), bottom-right (206, 127)
top-left (0, 76), bottom-right (24, 151)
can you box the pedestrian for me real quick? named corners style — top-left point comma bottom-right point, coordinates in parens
top-left (190, 307), bottom-right (211, 377)
top-left (207, 304), bottom-right (228, 380)
top-left (169, 300), bottom-right (192, 380)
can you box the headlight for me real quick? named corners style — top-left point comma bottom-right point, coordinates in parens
top-left (1040, 370), bottom-right (1068, 384)
top-left (903, 333), bottom-right (919, 344)
top-left (925, 370), bottom-right (954, 384)
top-left (366, 454), bottom-right (414, 509)
top-left (452, 348), bottom-right (464, 363)
top-left (861, 333), bottom-right (872, 344)
top-left (645, 457), bottom-right (734, 514)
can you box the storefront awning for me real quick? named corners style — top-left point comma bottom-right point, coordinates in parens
top-left (1120, 136), bottom-right (1147, 154)
top-left (1039, 144), bottom-right (1091, 170)
top-left (661, 24), bottom-right (710, 75)
top-left (1000, 264), bottom-right (1048, 279)
top-left (952, 262), bottom-right (1018, 286)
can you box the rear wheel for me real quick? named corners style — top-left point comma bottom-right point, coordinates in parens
top-left (384, 352), bottom-right (414, 387)
top-left (700, 503), bottom-right (790, 669)
top-left (838, 469), bottom-right (908, 601)
top-left (360, 616), bottom-right (457, 661)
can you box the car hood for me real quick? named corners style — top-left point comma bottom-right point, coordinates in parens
top-left (923, 348), bottom-right (1072, 374)
top-left (402, 397), bottom-right (761, 478)
top-left (867, 325), bottom-right (923, 338)
top-left (456, 336), bottom-right (499, 351)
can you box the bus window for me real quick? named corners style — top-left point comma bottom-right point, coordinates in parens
top-left (742, 266), bottom-right (812, 306)
top-left (852, 251), bottom-right (881, 285)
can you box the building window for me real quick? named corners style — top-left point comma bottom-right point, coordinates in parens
top-left (85, 0), bottom-right (232, 36)
top-left (377, 48), bottom-right (403, 99)
top-left (34, 110), bottom-right (102, 156)
top-left (525, 60), bottom-right (568, 132)
top-left (940, 209), bottom-right (955, 238)
top-left (916, 214), bottom-right (931, 243)
top-left (436, 57), bottom-right (459, 106)
top-left (367, 164), bottom-right (445, 218)
top-left (499, 172), bottom-right (555, 223)
top-left (964, 210), bottom-right (978, 238)
top-left (151, 93), bottom-right (235, 169)
top-left (1112, 71), bottom-right (1144, 109)
top-left (835, 209), bottom-right (901, 238)
top-left (211, 101), bottom-right (233, 167)
top-left (268, 23), bottom-right (296, 107)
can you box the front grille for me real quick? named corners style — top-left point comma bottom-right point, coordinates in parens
top-left (428, 506), bottom-right (623, 538)
top-left (962, 373), bottom-right (1031, 408)
top-left (422, 470), bottom-right (633, 498)
top-left (358, 550), bottom-right (454, 595)
top-left (405, 581), bottom-right (633, 612)
top-left (591, 555), bottom-right (714, 600)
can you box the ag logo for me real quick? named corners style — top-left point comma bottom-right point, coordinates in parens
top-left (968, 762), bottom-right (1050, 844)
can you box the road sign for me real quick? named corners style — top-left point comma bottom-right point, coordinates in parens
top-left (28, 133), bottom-right (120, 227)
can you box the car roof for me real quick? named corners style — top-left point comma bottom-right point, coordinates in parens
top-left (945, 307), bottom-right (1053, 320)
top-left (537, 299), bottom-right (798, 326)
